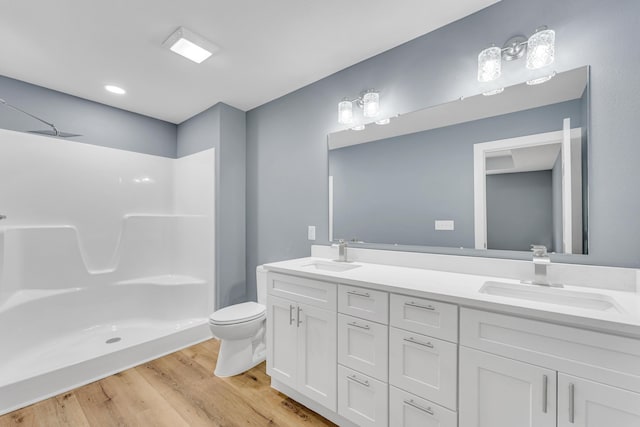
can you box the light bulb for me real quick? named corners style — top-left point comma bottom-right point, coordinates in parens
top-left (338, 100), bottom-right (353, 124)
top-left (362, 91), bottom-right (380, 118)
top-left (527, 28), bottom-right (555, 69)
top-left (477, 46), bottom-right (502, 82)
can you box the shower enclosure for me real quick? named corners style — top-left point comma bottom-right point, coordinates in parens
top-left (0, 128), bottom-right (215, 414)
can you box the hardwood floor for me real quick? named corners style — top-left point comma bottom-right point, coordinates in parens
top-left (0, 339), bottom-right (336, 427)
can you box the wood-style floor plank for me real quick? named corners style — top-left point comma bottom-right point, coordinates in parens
top-left (0, 339), bottom-right (336, 427)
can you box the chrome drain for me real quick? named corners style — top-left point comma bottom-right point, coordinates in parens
top-left (105, 337), bottom-right (122, 344)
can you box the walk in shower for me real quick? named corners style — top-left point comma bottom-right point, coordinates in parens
top-left (0, 129), bottom-right (215, 414)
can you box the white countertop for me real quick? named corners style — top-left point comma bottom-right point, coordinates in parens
top-left (264, 257), bottom-right (640, 339)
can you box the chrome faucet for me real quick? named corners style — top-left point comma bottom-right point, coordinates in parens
top-left (333, 239), bottom-right (348, 262)
top-left (531, 245), bottom-right (554, 286)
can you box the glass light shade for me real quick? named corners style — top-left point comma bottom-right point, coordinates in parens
top-left (526, 29), bottom-right (555, 69)
top-left (362, 91), bottom-right (380, 118)
top-left (477, 46), bottom-right (502, 82)
top-left (526, 71), bottom-right (556, 85)
top-left (338, 100), bottom-right (353, 124)
top-left (482, 87), bottom-right (504, 96)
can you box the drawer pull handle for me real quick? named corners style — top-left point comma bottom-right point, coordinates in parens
top-left (289, 305), bottom-right (295, 326)
top-left (404, 337), bottom-right (434, 348)
top-left (348, 321), bottom-right (370, 330)
top-left (347, 290), bottom-right (370, 298)
top-left (296, 306), bottom-right (303, 327)
top-left (542, 375), bottom-right (548, 413)
top-left (405, 301), bottom-right (436, 311)
top-left (347, 374), bottom-right (370, 387)
top-left (569, 383), bottom-right (575, 423)
top-left (403, 399), bottom-right (434, 416)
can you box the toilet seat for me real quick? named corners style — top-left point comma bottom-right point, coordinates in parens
top-left (209, 301), bottom-right (265, 326)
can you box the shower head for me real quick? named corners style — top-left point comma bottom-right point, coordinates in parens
top-left (28, 130), bottom-right (82, 138)
top-left (0, 98), bottom-right (82, 138)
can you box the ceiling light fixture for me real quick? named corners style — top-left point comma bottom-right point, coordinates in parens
top-left (162, 27), bottom-right (219, 64)
top-left (104, 85), bottom-right (126, 95)
top-left (478, 26), bottom-right (556, 83)
top-left (337, 89), bottom-right (380, 125)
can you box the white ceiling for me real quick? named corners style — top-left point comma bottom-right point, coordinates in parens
top-left (0, 0), bottom-right (499, 124)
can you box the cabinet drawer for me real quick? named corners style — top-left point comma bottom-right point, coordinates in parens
top-left (267, 272), bottom-right (336, 310)
top-left (338, 314), bottom-right (388, 381)
top-left (338, 284), bottom-right (389, 324)
top-left (389, 327), bottom-right (457, 410)
top-left (460, 308), bottom-right (640, 393)
top-left (338, 365), bottom-right (388, 427)
top-left (390, 386), bottom-right (457, 427)
top-left (390, 294), bottom-right (458, 342)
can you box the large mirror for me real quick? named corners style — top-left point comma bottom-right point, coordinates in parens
top-left (328, 66), bottom-right (589, 254)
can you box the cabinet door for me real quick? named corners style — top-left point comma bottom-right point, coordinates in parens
top-left (389, 327), bottom-right (457, 410)
top-left (459, 347), bottom-right (556, 427)
top-left (389, 386), bottom-right (457, 427)
top-left (338, 365), bottom-right (388, 427)
top-left (297, 302), bottom-right (337, 411)
top-left (558, 374), bottom-right (640, 427)
top-left (338, 314), bottom-right (388, 381)
top-left (266, 295), bottom-right (298, 388)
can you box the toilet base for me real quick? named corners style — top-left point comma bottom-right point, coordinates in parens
top-left (214, 336), bottom-right (266, 377)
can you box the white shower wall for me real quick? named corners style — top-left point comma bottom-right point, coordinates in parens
top-left (0, 128), bottom-right (215, 307)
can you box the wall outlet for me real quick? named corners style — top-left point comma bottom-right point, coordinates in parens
top-left (435, 220), bottom-right (454, 231)
top-left (307, 225), bottom-right (316, 240)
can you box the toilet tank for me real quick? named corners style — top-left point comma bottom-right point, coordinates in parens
top-left (256, 265), bottom-right (268, 305)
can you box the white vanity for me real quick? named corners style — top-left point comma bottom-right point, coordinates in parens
top-left (263, 248), bottom-right (640, 427)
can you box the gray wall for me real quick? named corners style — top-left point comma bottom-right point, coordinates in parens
top-left (246, 0), bottom-right (640, 301)
top-left (330, 100), bottom-right (581, 249)
top-left (0, 75), bottom-right (176, 157)
top-left (177, 103), bottom-right (247, 308)
top-left (487, 171), bottom-right (553, 252)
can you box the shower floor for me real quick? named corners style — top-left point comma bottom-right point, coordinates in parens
top-left (1, 318), bottom-right (208, 386)
top-left (0, 318), bottom-right (211, 415)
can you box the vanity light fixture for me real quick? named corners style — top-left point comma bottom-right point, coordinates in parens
top-left (482, 87), bottom-right (504, 96)
top-left (351, 124), bottom-right (366, 131)
top-left (337, 89), bottom-right (380, 125)
top-left (478, 26), bottom-right (556, 83)
top-left (527, 71), bottom-right (557, 86)
top-left (375, 118), bottom-right (391, 125)
top-left (163, 27), bottom-right (219, 64)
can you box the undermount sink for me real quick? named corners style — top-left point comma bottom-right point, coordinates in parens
top-left (479, 281), bottom-right (623, 313)
top-left (300, 260), bottom-right (361, 272)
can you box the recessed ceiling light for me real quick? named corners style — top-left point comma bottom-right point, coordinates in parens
top-left (105, 85), bottom-right (126, 95)
top-left (162, 27), bottom-right (219, 64)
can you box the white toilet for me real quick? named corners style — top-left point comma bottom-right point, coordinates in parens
top-left (209, 266), bottom-right (267, 377)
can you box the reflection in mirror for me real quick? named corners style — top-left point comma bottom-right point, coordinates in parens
top-left (328, 66), bottom-right (589, 254)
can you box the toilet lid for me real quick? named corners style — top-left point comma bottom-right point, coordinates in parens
top-left (209, 301), bottom-right (266, 325)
